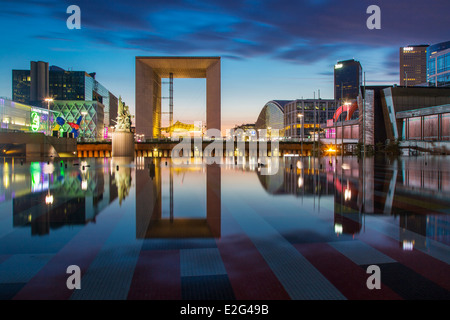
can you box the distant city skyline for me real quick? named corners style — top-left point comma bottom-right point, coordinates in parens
top-left (1, 0), bottom-right (449, 131)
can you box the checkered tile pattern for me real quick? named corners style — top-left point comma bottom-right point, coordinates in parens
top-left (1, 165), bottom-right (449, 301)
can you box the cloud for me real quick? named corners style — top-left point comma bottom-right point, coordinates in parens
top-left (5, 0), bottom-right (450, 64)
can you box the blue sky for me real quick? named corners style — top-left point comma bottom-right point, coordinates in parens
top-left (0, 0), bottom-right (449, 130)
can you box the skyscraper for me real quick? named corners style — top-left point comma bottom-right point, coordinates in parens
top-left (399, 45), bottom-right (429, 86)
top-left (334, 59), bottom-right (362, 103)
top-left (427, 40), bottom-right (450, 87)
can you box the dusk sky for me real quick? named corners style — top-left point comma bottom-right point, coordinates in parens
top-left (1, 0), bottom-right (449, 130)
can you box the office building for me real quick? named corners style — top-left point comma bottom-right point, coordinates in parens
top-left (12, 61), bottom-right (118, 127)
top-left (400, 45), bottom-right (429, 86)
top-left (284, 99), bottom-right (336, 139)
top-left (334, 59), bottom-right (362, 102)
top-left (427, 40), bottom-right (450, 87)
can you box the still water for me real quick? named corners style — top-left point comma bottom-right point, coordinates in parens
top-left (0, 156), bottom-right (449, 300)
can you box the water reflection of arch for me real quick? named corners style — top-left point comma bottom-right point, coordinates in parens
top-left (135, 158), bottom-right (221, 238)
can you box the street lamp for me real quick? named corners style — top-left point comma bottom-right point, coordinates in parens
top-left (298, 113), bottom-right (304, 157)
top-left (45, 98), bottom-right (53, 136)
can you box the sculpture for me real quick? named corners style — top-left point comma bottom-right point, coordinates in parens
top-left (115, 96), bottom-right (132, 132)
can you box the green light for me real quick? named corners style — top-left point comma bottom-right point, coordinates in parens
top-left (31, 112), bottom-right (40, 132)
top-left (30, 162), bottom-right (41, 188)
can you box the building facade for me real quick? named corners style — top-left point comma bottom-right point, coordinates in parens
top-left (427, 40), bottom-right (450, 87)
top-left (334, 59), bottom-right (362, 102)
top-left (12, 61), bottom-right (118, 128)
top-left (51, 100), bottom-right (105, 141)
top-left (400, 45), bottom-right (429, 86)
top-left (0, 97), bottom-right (55, 134)
top-left (255, 100), bottom-right (290, 139)
top-left (284, 99), bottom-right (336, 140)
top-left (381, 86), bottom-right (450, 142)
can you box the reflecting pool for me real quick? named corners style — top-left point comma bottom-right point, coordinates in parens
top-left (0, 155), bottom-right (449, 300)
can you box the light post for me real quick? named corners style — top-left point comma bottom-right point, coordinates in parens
top-left (298, 113), bottom-right (304, 157)
top-left (44, 98), bottom-right (53, 136)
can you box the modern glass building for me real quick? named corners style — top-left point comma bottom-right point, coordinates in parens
top-left (427, 40), bottom-right (450, 87)
top-left (334, 59), bottom-right (362, 102)
top-left (255, 100), bottom-right (290, 139)
top-left (0, 97), bottom-right (55, 133)
top-left (51, 100), bottom-right (105, 141)
top-left (12, 62), bottom-right (118, 128)
top-left (284, 99), bottom-right (336, 140)
top-left (12, 70), bottom-right (31, 105)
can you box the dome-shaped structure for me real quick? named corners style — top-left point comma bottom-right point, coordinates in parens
top-left (255, 100), bottom-right (290, 137)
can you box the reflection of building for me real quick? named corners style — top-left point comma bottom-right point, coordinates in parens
top-left (400, 45), bottom-right (429, 86)
top-left (11, 160), bottom-right (117, 236)
top-left (284, 99), bottom-right (336, 139)
top-left (255, 100), bottom-right (290, 138)
top-left (13, 191), bottom-right (86, 236)
top-left (427, 40), bottom-right (450, 87)
top-left (256, 159), bottom-right (335, 197)
top-left (12, 61), bottom-right (118, 128)
top-left (135, 158), bottom-right (221, 239)
top-left (334, 59), bottom-right (362, 102)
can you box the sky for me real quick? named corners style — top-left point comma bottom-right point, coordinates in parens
top-left (0, 0), bottom-right (449, 131)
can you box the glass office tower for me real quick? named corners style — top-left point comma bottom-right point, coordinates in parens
top-left (427, 40), bottom-right (450, 87)
top-left (334, 59), bottom-right (362, 102)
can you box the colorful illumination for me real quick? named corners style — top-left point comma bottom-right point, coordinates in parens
top-left (45, 194), bottom-right (53, 205)
top-left (326, 146), bottom-right (336, 153)
top-left (31, 111), bottom-right (40, 132)
top-left (402, 240), bottom-right (414, 251)
top-left (297, 176), bottom-right (303, 188)
top-left (344, 188), bottom-right (352, 201)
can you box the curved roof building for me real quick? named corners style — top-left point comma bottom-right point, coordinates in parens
top-left (255, 100), bottom-right (290, 137)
